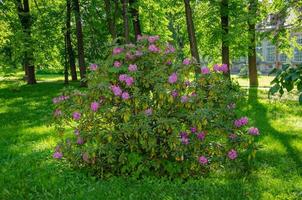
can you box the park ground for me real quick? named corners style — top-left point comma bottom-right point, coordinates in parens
top-left (0, 74), bottom-right (301, 199)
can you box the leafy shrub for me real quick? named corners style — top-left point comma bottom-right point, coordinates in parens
top-left (52, 36), bottom-right (259, 178)
top-left (269, 64), bottom-right (302, 104)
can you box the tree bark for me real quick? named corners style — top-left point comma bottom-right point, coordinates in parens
top-left (72, 0), bottom-right (86, 86)
top-left (220, 0), bottom-right (230, 78)
top-left (64, 34), bottom-right (69, 84)
top-left (66, 0), bottom-right (77, 81)
top-left (129, 0), bottom-right (142, 40)
top-left (184, 0), bottom-right (200, 73)
top-left (16, 0), bottom-right (36, 84)
top-left (104, 0), bottom-right (117, 39)
top-left (248, 0), bottom-right (258, 87)
top-left (121, 0), bottom-right (130, 43)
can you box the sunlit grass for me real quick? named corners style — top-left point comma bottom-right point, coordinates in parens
top-left (0, 76), bottom-right (301, 199)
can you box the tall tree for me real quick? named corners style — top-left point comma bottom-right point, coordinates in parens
top-left (183, 0), bottom-right (200, 73)
top-left (104, 0), bottom-right (117, 39)
top-left (66, 0), bottom-right (77, 81)
top-left (72, 0), bottom-right (86, 86)
top-left (129, 0), bottom-right (142, 40)
top-left (15, 0), bottom-right (36, 84)
top-left (248, 0), bottom-right (258, 87)
top-left (121, 0), bottom-right (130, 43)
top-left (220, 0), bottom-right (230, 77)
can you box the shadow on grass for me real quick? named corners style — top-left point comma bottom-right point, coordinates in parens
top-left (248, 88), bottom-right (302, 174)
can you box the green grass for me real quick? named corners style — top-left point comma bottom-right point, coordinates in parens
top-left (232, 75), bottom-right (274, 88)
top-left (0, 77), bottom-right (301, 200)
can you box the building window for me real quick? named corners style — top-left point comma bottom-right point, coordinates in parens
top-left (266, 46), bottom-right (275, 62)
top-left (280, 54), bottom-right (287, 62)
top-left (294, 35), bottom-right (302, 62)
top-left (256, 46), bottom-right (263, 61)
top-left (294, 49), bottom-right (302, 62)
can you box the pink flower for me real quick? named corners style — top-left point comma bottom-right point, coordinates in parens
top-left (112, 47), bottom-right (124, 55)
top-left (74, 129), bottom-right (80, 136)
top-left (181, 137), bottom-right (189, 145)
top-left (126, 52), bottom-right (135, 60)
top-left (121, 92), bottom-right (130, 100)
top-left (145, 108), bottom-right (153, 116)
top-left (119, 74), bottom-right (127, 82)
top-left (53, 152), bottom-right (63, 159)
top-left (137, 35), bottom-right (143, 41)
top-left (183, 58), bottom-right (190, 65)
top-left (229, 133), bottom-right (237, 139)
top-left (165, 44), bottom-right (175, 54)
top-left (248, 127), bottom-right (260, 136)
top-left (190, 127), bottom-right (197, 133)
top-left (180, 132), bottom-right (188, 138)
top-left (148, 44), bottom-right (160, 53)
top-left (125, 76), bottom-right (134, 86)
top-left (90, 101), bottom-right (100, 112)
top-left (198, 156), bottom-right (208, 165)
top-left (52, 95), bottom-right (69, 104)
top-left (228, 149), bottom-right (238, 160)
top-left (197, 132), bottom-right (205, 140)
top-left (201, 67), bottom-right (210, 74)
top-left (148, 35), bottom-right (159, 43)
top-left (184, 80), bottom-right (191, 87)
top-left (135, 50), bottom-right (143, 57)
top-left (190, 92), bottom-right (197, 97)
top-left (128, 64), bottom-right (138, 72)
top-left (90, 63), bottom-right (98, 71)
top-left (54, 109), bottom-right (62, 117)
top-left (171, 90), bottom-right (178, 98)
top-left (168, 72), bottom-right (178, 84)
top-left (110, 85), bottom-right (123, 96)
top-left (213, 64), bottom-right (228, 73)
top-left (72, 112), bottom-right (81, 120)
top-left (181, 95), bottom-right (189, 103)
top-left (77, 137), bottom-right (84, 145)
top-left (113, 61), bottom-right (122, 68)
top-left (166, 60), bottom-right (172, 65)
top-left (234, 117), bottom-right (249, 128)
top-left (82, 152), bottom-right (89, 162)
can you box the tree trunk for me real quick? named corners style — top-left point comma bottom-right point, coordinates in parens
top-left (104, 0), bottom-right (117, 39)
top-left (72, 0), bottom-right (86, 86)
top-left (64, 34), bottom-right (69, 84)
top-left (129, 0), bottom-right (142, 40)
top-left (184, 0), bottom-right (200, 74)
top-left (66, 0), bottom-right (77, 81)
top-left (248, 0), bottom-right (258, 87)
top-left (16, 0), bottom-right (36, 84)
top-left (121, 0), bottom-right (130, 43)
top-left (220, 0), bottom-right (230, 78)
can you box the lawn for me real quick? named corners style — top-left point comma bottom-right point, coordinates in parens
top-left (0, 77), bottom-right (301, 200)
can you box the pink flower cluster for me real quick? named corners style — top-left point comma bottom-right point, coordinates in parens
top-left (201, 67), bottom-right (210, 75)
top-left (248, 127), bottom-right (260, 136)
top-left (90, 101), bottom-right (100, 112)
top-left (183, 58), bottom-right (190, 65)
top-left (113, 61), bottom-right (122, 68)
top-left (228, 149), bottom-right (238, 160)
top-left (197, 132), bottom-right (206, 140)
top-left (52, 95), bottom-right (69, 104)
top-left (148, 35), bottom-right (160, 43)
top-left (90, 63), bottom-right (98, 71)
top-left (145, 108), bottom-right (153, 116)
top-left (110, 85), bottom-right (130, 100)
top-left (119, 74), bottom-right (134, 86)
top-left (213, 64), bottom-right (228, 73)
top-left (148, 44), bottom-right (160, 53)
top-left (179, 132), bottom-right (189, 145)
top-left (53, 109), bottom-right (62, 117)
top-left (234, 117), bottom-right (249, 128)
top-left (165, 44), bottom-right (175, 54)
top-left (168, 72), bottom-right (178, 84)
top-left (171, 90), bottom-right (178, 98)
top-left (72, 112), bottom-right (81, 120)
top-left (198, 156), bottom-right (208, 165)
top-left (53, 151), bottom-right (63, 159)
top-left (112, 47), bottom-right (124, 55)
top-left (128, 64), bottom-right (138, 72)
top-left (181, 95), bottom-right (189, 103)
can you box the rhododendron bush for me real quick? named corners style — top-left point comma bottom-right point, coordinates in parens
top-left (53, 36), bottom-right (259, 178)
